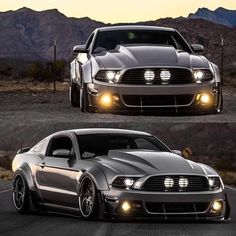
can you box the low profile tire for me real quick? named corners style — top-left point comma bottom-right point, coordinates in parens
top-left (79, 176), bottom-right (99, 220)
top-left (80, 84), bottom-right (89, 113)
top-left (13, 174), bottom-right (30, 214)
top-left (214, 91), bottom-right (223, 114)
top-left (70, 83), bottom-right (80, 107)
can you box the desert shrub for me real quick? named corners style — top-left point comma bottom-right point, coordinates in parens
top-left (28, 60), bottom-right (66, 81)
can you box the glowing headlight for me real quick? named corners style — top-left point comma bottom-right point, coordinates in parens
top-left (208, 177), bottom-right (221, 190)
top-left (112, 176), bottom-right (140, 189)
top-left (179, 177), bottom-right (189, 188)
top-left (124, 178), bottom-right (134, 187)
top-left (106, 71), bottom-right (116, 81)
top-left (194, 70), bottom-right (205, 83)
top-left (164, 177), bottom-right (174, 188)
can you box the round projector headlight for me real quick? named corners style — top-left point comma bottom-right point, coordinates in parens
top-left (106, 71), bottom-right (116, 81)
top-left (164, 177), bottom-right (174, 188)
top-left (124, 178), bottom-right (134, 187)
top-left (194, 70), bottom-right (204, 82)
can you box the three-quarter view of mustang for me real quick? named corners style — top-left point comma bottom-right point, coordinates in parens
top-left (70, 26), bottom-right (223, 114)
top-left (12, 128), bottom-right (230, 221)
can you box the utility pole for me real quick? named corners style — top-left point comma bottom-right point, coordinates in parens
top-left (221, 37), bottom-right (224, 85)
top-left (53, 39), bottom-right (57, 92)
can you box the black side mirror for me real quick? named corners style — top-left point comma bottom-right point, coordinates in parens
top-left (52, 149), bottom-right (72, 159)
top-left (73, 45), bottom-right (88, 53)
top-left (191, 44), bottom-right (204, 53)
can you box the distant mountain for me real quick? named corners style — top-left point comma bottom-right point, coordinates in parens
top-left (0, 7), bottom-right (105, 60)
top-left (0, 7), bottom-right (235, 69)
top-left (188, 7), bottom-right (236, 27)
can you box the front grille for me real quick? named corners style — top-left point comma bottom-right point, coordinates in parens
top-left (122, 95), bottom-right (193, 107)
top-left (120, 68), bottom-right (194, 85)
top-left (145, 202), bottom-right (209, 214)
top-left (142, 175), bottom-right (209, 192)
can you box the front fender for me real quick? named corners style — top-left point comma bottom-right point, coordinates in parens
top-left (14, 164), bottom-right (35, 192)
top-left (79, 166), bottom-right (109, 191)
top-left (211, 62), bottom-right (221, 83)
top-left (81, 61), bottom-right (92, 84)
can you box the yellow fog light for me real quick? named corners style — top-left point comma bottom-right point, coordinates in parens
top-left (99, 94), bottom-right (112, 107)
top-left (200, 94), bottom-right (210, 104)
top-left (196, 93), bottom-right (212, 105)
top-left (121, 201), bottom-right (131, 212)
top-left (212, 200), bottom-right (222, 211)
top-left (210, 200), bottom-right (223, 214)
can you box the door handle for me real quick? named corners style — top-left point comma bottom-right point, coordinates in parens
top-left (39, 162), bottom-right (46, 169)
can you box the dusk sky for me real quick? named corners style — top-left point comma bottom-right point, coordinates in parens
top-left (0, 0), bottom-right (236, 23)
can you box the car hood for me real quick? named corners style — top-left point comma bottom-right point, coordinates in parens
top-left (93, 45), bottom-right (210, 70)
top-left (91, 150), bottom-right (216, 184)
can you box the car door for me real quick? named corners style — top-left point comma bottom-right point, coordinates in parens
top-left (36, 135), bottom-right (79, 208)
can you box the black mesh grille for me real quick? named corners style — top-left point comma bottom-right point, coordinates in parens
top-left (120, 68), bottom-right (194, 85)
top-left (145, 202), bottom-right (210, 214)
top-left (122, 95), bottom-right (193, 106)
top-left (95, 69), bottom-right (213, 84)
top-left (142, 175), bottom-right (209, 192)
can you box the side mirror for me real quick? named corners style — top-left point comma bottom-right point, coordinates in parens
top-left (172, 150), bottom-right (183, 157)
top-left (53, 149), bottom-right (72, 159)
top-left (191, 44), bottom-right (204, 53)
top-left (73, 45), bottom-right (88, 53)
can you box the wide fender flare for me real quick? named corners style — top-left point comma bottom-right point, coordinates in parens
top-left (14, 164), bottom-right (35, 192)
top-left (78, 167), bottom-right (109, 192)
top-left (210, 62), bottom-right (221, 83)
top-left (81, 61), bottom-right (93, 84)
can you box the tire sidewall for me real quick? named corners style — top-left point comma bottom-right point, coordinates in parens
top-left (79, 176), bottom-right (98, 220)
top-left (12, 173), bottom-right (30, 213)
top-left (70, 82), bottom-right (80, 107)
top-left (80, 83), bottom-right (89, 112)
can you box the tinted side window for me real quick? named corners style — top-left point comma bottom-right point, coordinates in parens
top-left (134, 138), bottom-right (159, 151)
top-left (48, 137), bottom-right (73, 157)
top-left (86, 33), bottom-right (94, 49)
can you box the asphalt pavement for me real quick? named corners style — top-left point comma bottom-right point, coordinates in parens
top-left (0, 181), bottom-right (235, 236)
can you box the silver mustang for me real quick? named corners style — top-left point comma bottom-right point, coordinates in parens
top-left (70, 25), bottom-right (223, 113)
top-left (12, 128), bottom-right (230, 221)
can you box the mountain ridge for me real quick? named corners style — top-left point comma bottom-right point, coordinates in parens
top-left (0, 7), bottom-right (235, 68)
top-left (188, 7), bottom-right (236, 27)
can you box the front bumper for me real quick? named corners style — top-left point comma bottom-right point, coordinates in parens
top-left (87, 80), bottom-right (219, 113)
top-left (101, 187), bottom-right (229, 221)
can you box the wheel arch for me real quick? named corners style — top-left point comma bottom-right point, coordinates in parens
top-left (78, 167), bottom-right (109, 192)
top-left (14, 164), bottom-right (35, 192)
top-left (81, 61), bottom-right (93, 84)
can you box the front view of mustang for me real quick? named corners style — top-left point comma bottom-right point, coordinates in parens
top-left (70, 26), bottom-right (223, 113)
top-left (100, 150), bottom-right (230, 221)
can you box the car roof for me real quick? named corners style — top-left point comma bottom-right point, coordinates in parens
top-left (52, 128), bottom-right (151, 137)
top-left (97, 25), bottom-right (176, 32)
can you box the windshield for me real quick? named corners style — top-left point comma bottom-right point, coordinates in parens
top-left (92, 29), bottom-right (191, 53)
top-left (77, 134), bottom-right (170, 159)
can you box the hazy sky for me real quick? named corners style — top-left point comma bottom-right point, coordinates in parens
top-left (0, 0), bottom-right (236, 23)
